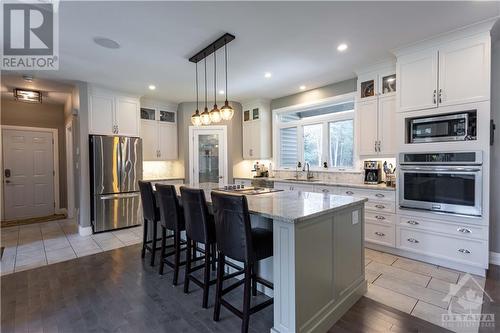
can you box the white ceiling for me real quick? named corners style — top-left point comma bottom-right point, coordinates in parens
top-left (7, 1), bottom-right (500, 103)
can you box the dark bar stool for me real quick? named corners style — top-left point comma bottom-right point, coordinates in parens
top-left (211, 191), bottom-right (274, 333)
top-left (138, 181), bottom-right (167, 266)
top-left (180, 187), bottom-right (218, 308)
top-left (156, 184), bottom-right (187, 285)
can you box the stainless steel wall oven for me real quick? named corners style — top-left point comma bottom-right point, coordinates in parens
top-left (399, 152), bottom-right (482, 216)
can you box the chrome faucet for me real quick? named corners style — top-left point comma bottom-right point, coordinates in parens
top-left (303, 162), bottom-right (313, 180)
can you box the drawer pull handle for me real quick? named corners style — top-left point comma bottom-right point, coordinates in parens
top-left (375, 215), bottom-right (386, 220)
top-left (407, 220), bottom-right (419, 225)
top-left (346, 191), bottom-right (354, 195)
top-left (374, 232), bottom-right (385, 237)
top-left (458, 248), bottom-right (471, 254)
top-left (375, 204), bottom-right (386, 209)
top-left (407, 238), bottom-right (419, 244)
top-left (375, 193), bottom-right (385, 198)
top-left (457, 228), bottom-right (471, 234)
top-left (322, 189), bottom-right (329, 193)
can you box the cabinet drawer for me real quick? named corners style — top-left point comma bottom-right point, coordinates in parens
top-left (273, 182), bottom-right (314, 192)
top-left (365, 201), bottom-right (396, 214)
top-left (396, 227), bottom-right (487, 267)
top-left (365, 223), bottom-right (395, 247)
top-left (398, 215), bottom-right (487, 240)
top-left (366, 211), bottom-right (395, 225)
top-left (338, 187), bottom-right (395, 202)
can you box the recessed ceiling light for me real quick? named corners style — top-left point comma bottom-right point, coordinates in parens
top-left (264, 72), bottom-right (272, 78)
top-left (93, 37), bottom-right (121, 49)
top-left (148, 85), bottom-right (156, 90)
top-left (337, 43), bottom-right (348, 52)
top-left (299, 85), bottom-right (306, 90)
top-left (219, 90), bottom-right (225, 95)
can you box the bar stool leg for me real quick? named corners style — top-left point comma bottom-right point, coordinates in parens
top-left (242, 263), bottom-right (252, 333)
top-left (183, 237), bottom-right (192, 294)
top-left (158, 227), bottom-right (167, 275)
top-left (202, 244), bottom-right (211, 308)
top-left (251, 266), bottom-right (257, 297)
top-left (173, 231), bottom-right (181, 285)
top-left (211, 243), bottom-right (216, 270)
top-left (150, 221), bottom-right (157, 266)
top-left (141, 219), bottom-right (148, 258)
top-left (213, 252), bottom-right (225, 322)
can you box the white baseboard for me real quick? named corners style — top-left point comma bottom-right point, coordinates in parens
top-left (78, 225), bottom-right (93, 237)
top-left (489, 252), bottom-right (500, 266)
top-left (55, 208), bottom-right (68, 215)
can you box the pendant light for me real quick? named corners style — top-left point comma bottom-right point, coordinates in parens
top-left (191, 62), bottom-right (202, 126)
top-left (200, 57), bottom-right (211, 125)
top-left (209, 48), bottom-right (221, 123)
top-left (220, 39), bottom-right (234, 120)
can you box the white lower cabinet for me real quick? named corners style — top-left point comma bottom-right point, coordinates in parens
top-left (366, 222), bottom-right (396, 247)
top-left (396, 226), bottom-right (487, 267)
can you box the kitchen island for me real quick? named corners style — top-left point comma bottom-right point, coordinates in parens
top-left (168, 184), bottom-right (367, 333)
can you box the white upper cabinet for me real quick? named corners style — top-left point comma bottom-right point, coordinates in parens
top-left (242, 99), bottom-right (271, 160)
top-left (89, 93), bottom-right (115, 136)
top-left (377, 95), bottom-right (397, 155)
top-left (397, 50), bottom-right (438, 112)
top-left (396, 34), bottom-right (490, 112)
top-left (139, 100), bottom-right (178, 161)
top-left (438, 36), bottom-right (490, 107)
top-left (88, 86), bottom-right (140, 136)
top-left (357, 99), bottom-right (378, 155)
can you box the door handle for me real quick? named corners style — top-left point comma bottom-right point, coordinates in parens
top-left (433, 89), bottom-right (437, 104)
top-left (218, 176), bottom-right (223, 179)
top-left (5, 180), bottom-right (11, 184)
top-left (4, 169), bottom-right (11, 178)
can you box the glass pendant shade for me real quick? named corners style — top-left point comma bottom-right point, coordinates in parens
top-left (191, 109), bottom-right (201, 126)
top-left (200, 107), bottom-right (211, 125)
top-left (210, 105), bottom-right (221, 123)
top-left (220, 100), bottom-right (234, 120)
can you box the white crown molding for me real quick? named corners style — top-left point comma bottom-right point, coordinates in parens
top-left (392, 16), bottom-right (499, 57)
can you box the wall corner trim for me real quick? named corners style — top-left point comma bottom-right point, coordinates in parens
top-left (78, 225), bottom-right (93, 237)
top-left (489, 251), bottom-right (500, 266)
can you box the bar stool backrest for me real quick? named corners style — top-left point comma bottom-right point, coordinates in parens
top-left (180, 187), bottom-right (213, 244)
top-left (156, 184), bottom-right (183, 231)
top-left (211, 191), bottom-right (253, 264)
top-left (138, 181), bottom-right (157, 222)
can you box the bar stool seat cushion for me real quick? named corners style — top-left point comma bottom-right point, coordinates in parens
top-left (251, 228), bottom-right (273, 261)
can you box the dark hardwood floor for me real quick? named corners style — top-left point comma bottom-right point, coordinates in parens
top-left (1, 244), bottom-right (497, 332)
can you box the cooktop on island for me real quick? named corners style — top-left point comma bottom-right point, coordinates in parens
top-left (217, 185), bottom-right (283, 195)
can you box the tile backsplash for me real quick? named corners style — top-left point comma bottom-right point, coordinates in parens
top-left (143, 160), bottom-right (184, 180)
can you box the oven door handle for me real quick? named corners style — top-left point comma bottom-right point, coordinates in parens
top-left (399, 166), bottom-right (481, 172)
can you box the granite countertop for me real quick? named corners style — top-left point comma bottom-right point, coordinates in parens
top-left (143, 177), bottom-right (185, 182)
top-left (166, 184), bottom-right (367, 224)
top-left (234, 176), bottom-right (396, 191)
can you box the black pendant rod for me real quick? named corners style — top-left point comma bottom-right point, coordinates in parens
top-left (195, 62), bottom-right (199, 110)
top-left (213, 48), bottom-right (217, 105)
top-left (224, 41), bottom-right (228, 101)
top-left (189, 33), bottom-right (235, 63)
top-left (204, 57), bottom-right (207, 109)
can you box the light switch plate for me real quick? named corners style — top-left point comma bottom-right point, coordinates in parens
top-left (352, 210), bottom-right (359, 224)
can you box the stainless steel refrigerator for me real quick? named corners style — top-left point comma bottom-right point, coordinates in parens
top-left (90, 135), bottom-right (143, 232)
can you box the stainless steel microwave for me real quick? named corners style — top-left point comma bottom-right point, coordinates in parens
top-left (409, 112), bottom-right (476, 143)
top-left (399, 151), bottom-right (482, 217)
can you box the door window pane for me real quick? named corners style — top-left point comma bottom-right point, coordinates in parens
top-left (280, 127), bottom-right (297, 167)
top-left (329, 120), bottom-right (353, 168)
top-left (198, 134), bottom-right (219, 185)
top-left (303, 124), bottom-right (322, 167)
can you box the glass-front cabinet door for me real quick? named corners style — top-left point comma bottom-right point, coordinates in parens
top-left (190, 127), bottom-right (227, 187)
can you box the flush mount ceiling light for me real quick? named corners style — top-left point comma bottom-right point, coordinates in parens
top-left (337, 43), bottom-right (348, 52)
top-left (264, 72), bottom-right (272, 78)
top-left (148, 84), bottom-right (156, 90)
top-left (93, 37), bottom-right (120, 49)
top-left (14, 88), bottom-right (42, 103)
top-left (189, 33), bottom-right (235, 125)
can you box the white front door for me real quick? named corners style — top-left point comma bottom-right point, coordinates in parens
top-left (189, 126), bottom-right (227, 187)
top-left (2, 129), bottom-right (55, 220)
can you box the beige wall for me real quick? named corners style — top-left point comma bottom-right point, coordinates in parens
top-left (177, 101), bottom-right (243, 183)
top-left (270, 78), bottom-right (357, 110)
top-left (1, 98), bottom-right (68, 209)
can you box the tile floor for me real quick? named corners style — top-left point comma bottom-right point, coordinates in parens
top-left (1, 218), bottom-right (142, 275)
top-left (364, 248), bottom-right (487, 333)
top-left (0, 220), bottom-right (489, 333)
